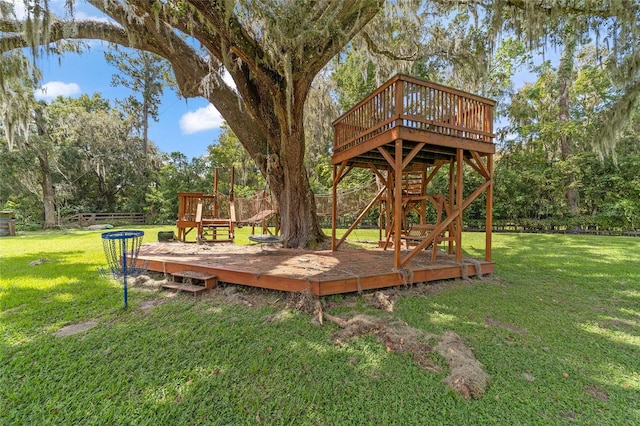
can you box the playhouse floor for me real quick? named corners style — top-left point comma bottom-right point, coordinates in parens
top-left (137, 242), bottom-right (493, 296)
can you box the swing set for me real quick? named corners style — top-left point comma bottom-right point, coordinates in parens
top-left (176, 167), bottom-right (236, 243)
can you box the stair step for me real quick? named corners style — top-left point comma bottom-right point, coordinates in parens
top-left (170, 270), bottom-right (218, 289)
top-left (161, 282), bottom-right (210, 296)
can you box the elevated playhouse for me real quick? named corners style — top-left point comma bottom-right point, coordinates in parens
top-left (140, 74), bottom-right (495, 295)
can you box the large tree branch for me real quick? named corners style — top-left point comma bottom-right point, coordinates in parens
top-left (297, 0), bottom-right (384, 84)
top-left (361, 30), bottom-right (419, 61)
top-left (184, 1), bottom-right (275, 81)
top-left (501, 0), bottom-right (639, 18)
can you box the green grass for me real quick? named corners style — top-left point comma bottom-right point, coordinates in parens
top-left (1, 226), bottom-right (639, 424)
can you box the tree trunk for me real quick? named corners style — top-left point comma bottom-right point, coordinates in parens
top-left (142, 99), bottom-right (149, 156)
top-left (262, 117), bottom-right (324, 249)
top-left (558, 28), bottom-right (579, 215)
top-left (38, 153), bottom-right (56, 229)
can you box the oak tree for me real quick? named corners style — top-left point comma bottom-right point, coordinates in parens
top-left (2, 0), bottom-right (639, 246)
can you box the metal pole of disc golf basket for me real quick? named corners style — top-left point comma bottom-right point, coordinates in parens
top-left (101, 230), bottom-right (144, 309)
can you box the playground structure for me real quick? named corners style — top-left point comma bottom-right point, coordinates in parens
top-left (331, 74), bottom-right (495, 270)
top-left (176, 167), bottom-right (236, 243)
top-left (146, 74), bottom-right (495, 295)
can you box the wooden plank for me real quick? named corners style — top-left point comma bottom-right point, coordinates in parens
top-left (161, 282), bottom-right (209, 296)
top-left (331, 164), bottom-right (338, 251)
top-left (331, 124), bottom-right (494, 166)
top-left (396, 74), bottom-right (496, 105)
top-left (401, 142), bottom-right (426, 169)
top-left (397, 127), bottom-right (495, 154)
top-left (332, 75), bottom-right (400, 126)
top-left (316, 261), bottom-right (494, 296)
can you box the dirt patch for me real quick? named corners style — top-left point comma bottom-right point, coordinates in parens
top-left (138, 299), bottom-right (165, 310)
top-left (326, 314), bottom-right (439, 371)
top-left (286, 289), bottom-right (317, 313)
top-left (584, 384), bottom-right (609, 402)
top-left (134, 274), bottom-right (164, 288)
top-left (221, 286), bottom-right (256, 307)
top-left (366, 291), bottom-right (395, 312)
top-left (53, 321), bottom-right (97, 337)
top-left (484, 317), bottom-right (528, 334)
top-left (324, 313), bottom-right (489, 398)
top-left (435, 331), bottom-right (490, 398)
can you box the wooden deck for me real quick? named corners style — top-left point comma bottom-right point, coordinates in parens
top-left (136, 242), bottom-right (493, 296)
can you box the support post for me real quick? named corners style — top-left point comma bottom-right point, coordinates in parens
top-left (455, 149), bottom-right (464, 263)
top-left (331, 164), bottom-right (338, 251)
top-left (394, 139), bottom-right (403, 269)
top-left (486, 153), bottom-right (493, 261)
top-left (448, 160), bottom-right (455, 254)
top-left (420, 167), bottom-right (427, 224)
top-left (213, 168), bottom-right (219, 218)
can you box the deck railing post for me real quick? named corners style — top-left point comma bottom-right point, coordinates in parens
top-left (394, 77), bottom-right (404, 124)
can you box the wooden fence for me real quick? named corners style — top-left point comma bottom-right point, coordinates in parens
top-left (64, 212), bottom-right (146, 226)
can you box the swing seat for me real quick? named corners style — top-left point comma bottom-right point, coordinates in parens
top-left (248, 234), bottom-right (282, 244)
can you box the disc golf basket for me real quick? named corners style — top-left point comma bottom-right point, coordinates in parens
top-left (101, 230), bottom-right (145, 309)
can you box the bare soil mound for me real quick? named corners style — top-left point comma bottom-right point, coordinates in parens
top-left (324, 313), bottom-right (489, 398)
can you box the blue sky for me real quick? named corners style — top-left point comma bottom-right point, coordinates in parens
top-left (34, 45), bottom-right (224, 159)
top-left (12, 0), bottom-right (225, 159)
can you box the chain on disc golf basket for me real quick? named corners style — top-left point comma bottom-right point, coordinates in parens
top-left (101, 230), bottom-right (145, 309)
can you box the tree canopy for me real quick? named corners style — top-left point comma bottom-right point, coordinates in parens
top-left (1, 0), bottom-right (639, 244)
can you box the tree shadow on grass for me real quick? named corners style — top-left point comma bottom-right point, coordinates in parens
top-left (0, 250), bottom-right (131, 343)
top-left (397, 233), bottom-right (640, 423)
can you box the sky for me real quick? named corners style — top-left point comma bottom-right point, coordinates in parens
top-left (35, 45), bottom-right (226, 159)
top-left (12, 0), bottom-right (227, 159)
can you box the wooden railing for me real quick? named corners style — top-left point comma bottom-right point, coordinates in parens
top-left (332, 74), bottom-right (495, 155)
top-left (65, 212), bottom-right (146, 225)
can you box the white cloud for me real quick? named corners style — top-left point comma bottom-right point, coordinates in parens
top-left (35, 81), bottom-right (82, 100)
top-left (179, 104), bottom-right (224, 134)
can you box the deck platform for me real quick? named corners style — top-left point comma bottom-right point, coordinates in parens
top-left (137, 242), bottom-right (493, 296)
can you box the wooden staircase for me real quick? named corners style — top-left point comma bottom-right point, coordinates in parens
top-left (161, 270), bottom-right (218, 296)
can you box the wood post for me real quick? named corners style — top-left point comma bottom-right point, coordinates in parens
top-left (394, 139), bottom-right (403, 269)
top-left (455, 148), bottom-right (463, 263)
top-left (486, 153), bottom-right (493, 262)
top-left (448, 161), bottom-right (455, 254)
top-left (331, 164), bottom-right (337, 251)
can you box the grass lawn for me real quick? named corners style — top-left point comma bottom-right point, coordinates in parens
top-left (1, 226), bottom-right (639, 424)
